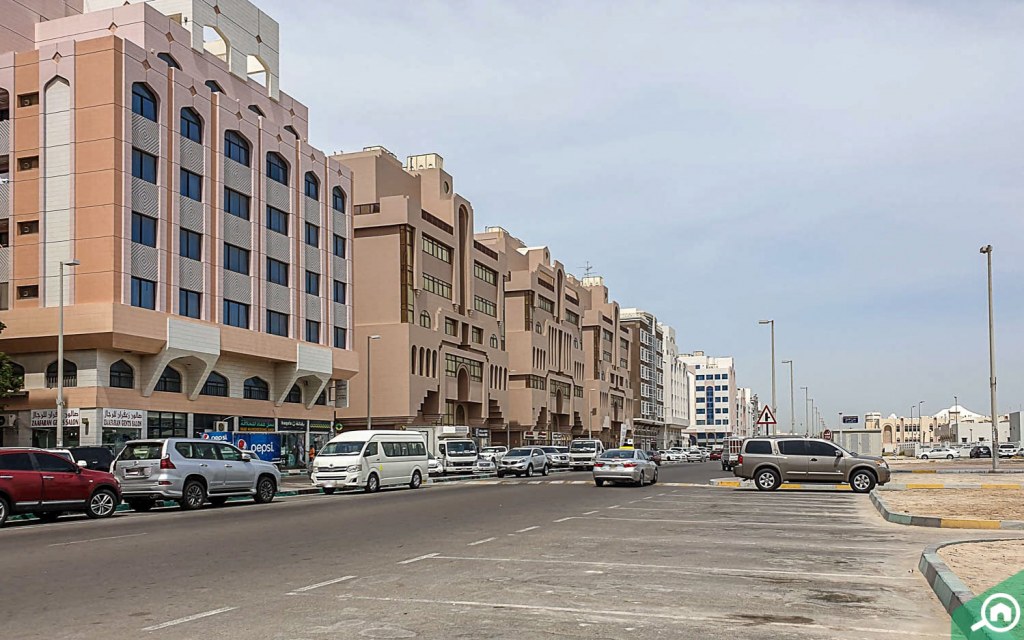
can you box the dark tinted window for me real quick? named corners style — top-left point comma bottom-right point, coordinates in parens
top-left (131, 83), bottom-right (157, 121)
top-left (34, 452), bottom-right (78, 472)
top-left (778, 440), bottom-right (807, 456)
top-left (0, 452), bottom-right (34, 471)
top-left (267, 258), bottom-right (288, 286)
top-left (217, 444), bottom-right (242, 461)
top-left (364, 442), bottom-right (378, 457)
top-left (180, 107), bottom-right (201, 142)
top-left (132, 148), bottom-right (157, 183)
top-left (266, 205), bottom-right (288, 234)
top-left (304, 172), bottom-right (319, 200)
top-left (132, 212), bottom-right (157, 246)
top-left (131, 277), bottom-right (156, 309)
top-left (119, 442), bottom-right (164, 460)
top-left (224, 188), bottom-right (250, 220)
top-left (224, 131), bottom-right (250, 166)
top-left (181, 169), bottom-right (203, 201)
top-left (744, 440), bottom-right (772, 455)
top-left (806, 441), bottom-right (839, 457)
top-left (180, 228), bottom-right (202, 260)
top-left (267, 310), bottom-right (289, 337)
top-left (266, 152), bottom-right (288, 185)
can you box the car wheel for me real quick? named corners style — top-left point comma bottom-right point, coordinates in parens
top-left (209, 497), bottom-right (228, 507)
top-left (0, 495), bottom-right (8, 527)
top-left (127, 499), bottom-right (154, 512)
top-left (921, 455), bottom-right (929, 460)
top-left (850, 469), bottom-right (876, 494)
top-left (755, 468), bottom-right (781, 492)
top-left (946, 455), bottom-right (954, 460)
top-left (594, 478), bottom-right (605, 487)
top-left (365, 473), bottom-right (380, 493)
top-left (254, 476), bottom-right (276, 504)
top-left (541, 464), bottom-right (549, 477)
top-left (638, 471), bottom-right (646, 486)
top-left (497, 471), bottom-right (505, 478)
top-left (35, 511), bottom-right (61, 523)
top-left (525, 465), bottom-right (534, 478)
top-left (322, 487), bottom-right (336, 495)
top-left (86, 488), bottom-right (118, 519)
top-left (409, 470), bottom-right (423, 489)
top-left (179, 479), bottom-right (207, 510)
top-left (651, 469), bottom-right (658, 485)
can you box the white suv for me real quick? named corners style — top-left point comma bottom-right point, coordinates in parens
top-left (998, 443), bottom-right (1021, 458)
top-left (113, 439), bottom-right (281, 511)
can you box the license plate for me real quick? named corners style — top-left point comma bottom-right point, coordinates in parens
top-left (611, 464), bottom-right (621, 469)
top-left (125, 468), bottom-right (145, 476)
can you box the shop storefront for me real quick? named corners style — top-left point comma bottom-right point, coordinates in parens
top-left (308, 420), bottom-right (332, 459)
top-left (149, 411), bottom-right (189, 438)
top-left (278, 419), bottom-right (308, 469)
top-left (101, 408), bottom-right (145, 449)
top-left (30, 409), bottom-right (81, 448)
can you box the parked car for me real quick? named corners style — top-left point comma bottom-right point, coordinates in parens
top-left (0, 448), bottom-right (121, 526)
top-left (969, 445), bottom-right (993, 459)
top-left (312, 430), bottom-right (427, 494)
top-left (46, 446), bottom-right (116, 472)
top-left (473, 456), bottom-right (497, 474)
top-left (497, 447), bottom-right (549, 478)
top-left (997, 444), bottom-right (1020, 458)
top-left (646, 450), bottom-right (662, 465)
top-left (113, 439), bottom-right (281, 510)
top-left (428, 453), bottom-right (444, 476)
top-left (733, 437), bottom-right (891, 493)
top-left (480, 446), bottom-right (508, 463)
top-left (685, 449), bottom-right (707, 463)
top-left (540, 446), bottom-right (570, 468)
top-left (918, 447), bottom-right (960, 460)
top-left (593, 449), bottom-right (659, 486)
top-left (722, 437), bottom-right (744, 471)
top-left (709, 450), bottom-right (722, 461)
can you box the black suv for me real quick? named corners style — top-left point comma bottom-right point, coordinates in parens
top-left (969, 445), bottom-right (992, 459)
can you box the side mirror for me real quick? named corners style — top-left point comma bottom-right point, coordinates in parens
top-left (835, 450), bottom-right (844, 458)
top-left (76, 459), bottom-right (88, 468)
top-left (241, 452), bottom-right (253, 462)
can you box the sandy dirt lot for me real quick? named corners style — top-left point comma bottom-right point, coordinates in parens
top-left (939, 540), bottom-right (1024, 594)
top-left (889, 473), bottom-right (1024, 486)
top-left (882, 489), bottom-right (1024, 521)
top-left (888, 458), bottom-right (1024, 470)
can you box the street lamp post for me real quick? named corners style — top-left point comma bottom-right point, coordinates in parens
top-left (56, 259), bottom-right (80, 447)
top-left (758, 320), bottom-right (776, 435)
top-left (810, 398), bottom-right (815, 436)
top-left (365, 335), bottom-right (381, 430)
top-left (800, 387), bottom-right (809, 436)
top-left (918, 401), bottom-right (925, 443)
top-left (909, 405), bottom-right (915, 446)
top-left (953, 395), bottom-right (959, 443)
top-left (980, 245), bottom-right (998, 471)
top-left (782, 360), bottom-right (794, 435)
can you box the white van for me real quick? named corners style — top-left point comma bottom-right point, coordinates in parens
top-left (311, 430), bottom-right (427, 494)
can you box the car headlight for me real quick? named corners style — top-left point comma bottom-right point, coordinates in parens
top-left (346, 465), bottom-right (361, 472)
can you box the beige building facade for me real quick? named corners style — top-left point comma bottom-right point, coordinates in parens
top-left (579, 276), bottom-right (633, 448)
top-left (0, 0), bottom-right (357, 461)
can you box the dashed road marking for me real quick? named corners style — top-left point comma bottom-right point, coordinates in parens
top-left (515, 526), bottom-right (540, 533)
top-left (553, 517), bottom-right (572, 523)
top-left (468, 537), bottom-right (497, 546)
top-left (397, 552), bottom-right (439, 565)
top-left (142, 607), bottom-right (237, 631)
top-left (48, 533), bottom-right (147, 547)
top-left (288, 576), bottom-right (356, 594)
top-left (581, 510), bottom-right (600, 515)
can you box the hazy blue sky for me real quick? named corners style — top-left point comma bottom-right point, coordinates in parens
top-left (266, 0), bottom-right (1023, 427)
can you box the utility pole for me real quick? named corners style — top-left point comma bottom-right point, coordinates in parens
top-left (366, 335), bottom-right (381, 429)
top-left (800, 386), bottom-right (809, 436)
top-left (782, 360), bottom-right (794, 434)
top-left (758, 320), bottom-right (776, 435)
top-left (980, 245), bottom-right (998, 471)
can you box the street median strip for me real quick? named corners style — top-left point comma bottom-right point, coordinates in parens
top-left (869, 490), bottom-right (1024, 530)
top-left (709, 478), bottom-right (853, 491)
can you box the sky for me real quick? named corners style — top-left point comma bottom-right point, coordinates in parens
top-left (264, 0), bottom-right (1023, 427)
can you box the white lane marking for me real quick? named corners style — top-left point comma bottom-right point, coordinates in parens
top-left (336, 595), bottom-right (934, 636)
top-left (142, 607), bottom-right (236, 631)
top-left (427, 555), bottom-right (919, 582)
top-left (529, 481), bottom-right (543, 485)
top-left (467, 537), bottom-right (497, 546)
top-left (549, 480), bottom-right (564, 484)
top-left (581, 510), bottom-right (599, 515)
top-left (397, 552), bottom-right (439, 565)
top-left (515, 526), bottom-right (540, 533)
top-left (611, 506), bottom-right (857, 517)
top-left (48, 533), bottom-right (147, 547)
top-left (288, 576), bottom-right (356, 594)
top-left (642, 496), bottom-right (653, 500)
top-left (561, 515), bottom-right (874, 529)
top-left (552, 517), bottom-right (572, 523)
top-left (607, 505), bottom-right (620, 509)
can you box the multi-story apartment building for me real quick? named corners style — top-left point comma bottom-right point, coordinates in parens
top-left (474, 227), bottom-right (587, 447)
top-left (735, 387), bottom-right (753, 438)
top-left (578, 276), bottom-right (633, 448)
top-left (678, 351), bottom-right (737, 445)
top-left (333, 149), bottom-right (509, 443)
top-left (0, 0), bottom-right (357, 461)
top-left (620, 308), bottom-right (664, 450)
top-left (659, 322), bottom-right (688, 448)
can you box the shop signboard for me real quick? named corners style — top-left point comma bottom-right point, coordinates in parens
top-left (237, 416), bottom-right (276, 433)
top-left (278, 418), bottom-right (308, 432)
top-left (30, 408), bottom-right (80, 428)
top-left (201, 431), bottom-right (232, 442)
top-left (102, 408), bottom-right (145, 429)
top-left (232, 432), bottom-right (281, 462)
top-left (309, 420), bottom-right (332, 433)
top-left (473, 428), bottom-right (490, 438)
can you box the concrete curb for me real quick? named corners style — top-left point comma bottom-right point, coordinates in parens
top-left (869, 490), bottom-right (1024, 530)
top-left (709, 478), bottom-right (852, 491)
top-left (891, 468), bottom-right (1024, 474)
top-left (878, 482), bottom-right (1024, 491)
top-left (917, 541), bottom-right (977, 617)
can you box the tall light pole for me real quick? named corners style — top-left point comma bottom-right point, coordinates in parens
top-left (953, 395), bottom-right (959, 443)
top-left (980, 245), bottom-right (998, 470)
top-left (810, 398), bottom-right (815, 436)
top-left (758, 320), bottom-right (776, 435)
top-left (801, 387), bottom-right (809, 436)
top-left (56, 259), bottom-right (80, 447)
top-left (918, 401), bottom-right (925, 443)
top-left (365, 335), bottom-right (381, 430)
top-left (782, 360), bottom-right (794, 434)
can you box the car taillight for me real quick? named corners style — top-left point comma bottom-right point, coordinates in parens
top-left (737, 455), bottom-right (743, 465)
top-left (594, 461), bottom-right (604, 467)
top-left (623, 462), bottom-right (636, 468)
top-left (159, 455), bottom-right (176, 470)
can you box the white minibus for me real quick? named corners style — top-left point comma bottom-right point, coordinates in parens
top-left (311, 430), bottom-right (427, 494)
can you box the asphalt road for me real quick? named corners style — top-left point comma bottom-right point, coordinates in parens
top-left (0, 461), bottom-right (999, 639)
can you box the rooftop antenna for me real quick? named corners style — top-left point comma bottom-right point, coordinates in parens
top-left (581, 261), bottom-right (595, 278)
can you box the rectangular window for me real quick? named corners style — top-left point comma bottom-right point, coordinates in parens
top-left (305, 270), bottom-right (320, 295)
top-left (565, 309), bottom-right (579, 326)
top-left (266, 258), bottom-right (288, 286)
top-left (537, 296), bottom-right (555, 314)
top-left (179, 289), bottom-right (201, 318)
top-left (266, 310), bottom-right (288, 337)
top-left (224, 299), bottom-right (250, 329)
top-left (422, 273), bottom-right (452, 299)
top-left (332, 234), bottom-right (346, 258)
top-left (305, 319), bottom-right (320, 343)
top-left (445, 317), bottom-right (458, 337)
top-left (332, 280), bottom-right (346, 304)
top-left (180, 228), bottom-right (201, 260)
top-left (266, 205), bottom-right (287, 234)
top-left (473, 261), bottom-right (497, 285)
top-left (16, 285), bottom-right (38, 299)
top-left (474, 295), bottom-right (497, 317)
top-left (180, 169), bottom-right (202, 201)
top-left (304, 222), bottom-right (319, 247)
top-left (422, 234), bottom-right (452, 263)
top-left (445, 354), bottom-right (483, 381)
top-left (132, 148), bottom-right (157, 183)
top-left (131, 277), bottom-right (156, 309)
top-left (333, 326), bottom-right (347, 349)
top-left (472, 327), bottom-right (483, 344)
top-left (131, 212), bottom-right (157, 247)
top-left (224, 187), bottom-right (250, 220)
top-left (224, 243), bottom-right (250, 275)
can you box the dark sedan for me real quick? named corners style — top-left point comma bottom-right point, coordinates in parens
top-left (970, 446), bottom-right (992, 459)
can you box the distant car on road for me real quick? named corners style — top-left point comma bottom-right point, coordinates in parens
top-left (473, 456), bottom-right (497, 474)
top-left (918, 447), bottom-right (960, 460)
top-left (686, 449), bottom-right (708, 462)
top-left (498, 448), bottom-right (549, 478)
top-left (539, 446), bottom-right (570, 468)
top-left (733, 437), bottom-right (891, 493)
top-left (593, 449), bottom-right (658, 486)
top-left (969, 446), bottom-right (992, 459)
top-left (709, 450), bottom-right (722, 461)
top-left (646, 450), bottom-right (662, 465)
top-left (0, 448), bottom-right (121, 526)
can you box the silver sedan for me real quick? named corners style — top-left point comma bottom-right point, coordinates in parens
top-left (593, 449), bottom-right (658, 486)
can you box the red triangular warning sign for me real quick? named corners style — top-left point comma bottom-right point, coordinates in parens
top-left (756, 405), bottom-right (777, 425)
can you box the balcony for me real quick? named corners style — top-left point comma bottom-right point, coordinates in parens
top-left (354, 203), bottom-right (381, 215)
top-left (45, 374), bottom-right (78, 389)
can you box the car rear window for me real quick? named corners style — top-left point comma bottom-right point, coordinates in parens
top-left (0, 452), bottom-right (34, 471)
top-left (744, 440), bottom-right (772, 454)
top-left (118, 442), bottom-right (164, 461)
top-left (778, 440), bottom-right (806, 455)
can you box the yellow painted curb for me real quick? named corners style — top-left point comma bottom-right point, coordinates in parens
top-left (980, 484), bottom-right (1024, 490)
top-left (905, 483), bottom-right (946, 489)
top-left (939, 518), bottom-right (1002, 530)
top-left (716, 481), bottom-right (742, 487)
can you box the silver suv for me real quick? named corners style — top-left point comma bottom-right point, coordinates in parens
top-left (733, 437), bottom-right (890, 493)
top-left (113, 439), bottom-right (281, 511)
top-left (497, 447), bottom-right (549, 478)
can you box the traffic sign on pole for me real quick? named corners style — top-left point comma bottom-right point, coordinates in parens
top-left (756, 405), bottom-right (777, 426)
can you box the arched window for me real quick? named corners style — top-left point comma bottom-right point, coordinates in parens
top-left (131, 83), bottom-right (158, 122)
top-left (109, 360), bottom-right (134, 389)
top-left (247, 104), bottom-right (265, 117)
top-left (157, 52), bottom-right (180, 69)
top-left (200, 371), bottom-right (228, 397)
top-left (419, 312), bottom-right (431, 329)
top-left (243, 377), bottom-right (269, 400)
top-left (45, 360), bottom-right (77, 388)
top-left (489, 335), bottom-right (498, 349)
top-left (266, 152), bottom-right (289, 185)
top-left (419, 347), bottom-right (425, 377)
top-left (332, 187), bottom-right (346, 212)
top-left (5, 362), bottom-right (24, 392)
top-left (180, 107), bottom-right (202, 143)
top-left (304, 172), bottom-right (320, 200)
top-left (284, 384), bottom-right (301, 403)
top-left (224, 130), bottom-right (250, 166)
top-left (155, 366), bottom-right (182, 392)
top-left (411, 347), bottom-right (417, 374)
top-left (432, 350), bottom-right (438, 378)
